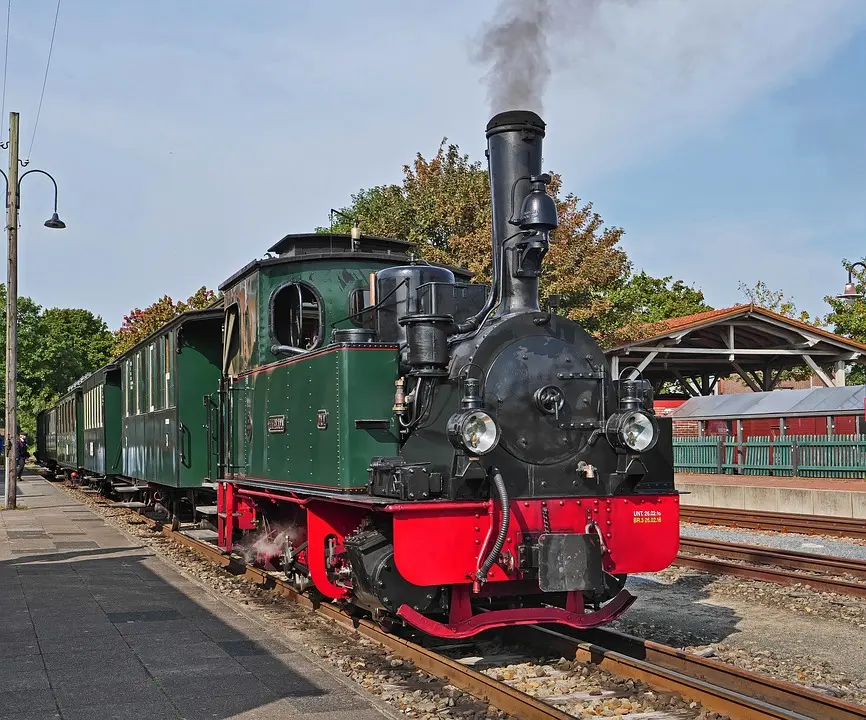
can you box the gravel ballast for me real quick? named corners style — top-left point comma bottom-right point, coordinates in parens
top-left (57, 480), bottom-right (730, 720)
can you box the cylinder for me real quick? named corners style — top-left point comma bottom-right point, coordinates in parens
top-left (486, 110), bottom-right (546, 316)
top-left (375, 265), bottom-right (455, 345)
top-left (399, 314), bottom-right (452, 376)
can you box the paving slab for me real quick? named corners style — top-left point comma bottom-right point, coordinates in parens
top-left (0, 473), bottom-right (393, 720)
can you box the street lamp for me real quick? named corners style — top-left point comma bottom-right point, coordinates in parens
top-left (0, 168), bottom-right (66, 228)
top-left (837, 261), bottom-right (866, 303)
top-left (2, 110), bottom-right (65, 510)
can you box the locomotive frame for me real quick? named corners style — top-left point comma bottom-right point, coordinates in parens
top-left (37, 109), bottom-right (681, 638)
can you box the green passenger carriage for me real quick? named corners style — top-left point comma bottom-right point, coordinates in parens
top-left (117, 306), bottom-right (223, 492)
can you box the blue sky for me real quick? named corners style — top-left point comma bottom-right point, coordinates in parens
top-left (6, 0), bottom-right (866, 329)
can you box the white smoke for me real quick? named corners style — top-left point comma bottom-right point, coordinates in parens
top-left (238, 523), bottom-right (301, 565)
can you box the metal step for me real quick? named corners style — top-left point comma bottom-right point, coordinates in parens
top-left (113, 486), bottom-right (142, 494)
top-left (201, 481), bottom-right (218, 490)
top-left (108, 501), bottom-right (147, 508)
top-left (182, 528), bottom-right (219, 544)
top-left (196, 505), bottom-right (218, 515)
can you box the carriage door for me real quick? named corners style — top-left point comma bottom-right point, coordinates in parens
top-left (218, 305), bottom-right (250, 479)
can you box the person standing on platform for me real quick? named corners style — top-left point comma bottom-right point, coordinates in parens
top-left (16, 433), bottom-right (27, 480)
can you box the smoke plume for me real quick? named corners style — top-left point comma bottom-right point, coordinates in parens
top-left (473, 0), bottom-right (622, 115)
top-left (474, 0), bottom-right (553, 114)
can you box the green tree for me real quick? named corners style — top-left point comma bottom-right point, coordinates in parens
top-left (0, 285), bottom-right (114, 438)
top-left (738, 280), bottom-right (816, 323)
top-left (113, 287), bottom-right (218, 357)
top-left (824, 258), bottom-right (866, 384)
top-left (597, 272), bottom-right (712, 347)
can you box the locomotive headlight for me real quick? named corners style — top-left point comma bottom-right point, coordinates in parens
top-left (447, 409), bottom-right (500, 455)
top-left (606, 410), bottom-right (658, 453)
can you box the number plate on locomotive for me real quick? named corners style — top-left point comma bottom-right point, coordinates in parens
top-left (537, 533), bottom-right (603, 592)
top-left (267, 415), bottom-right (286, 433)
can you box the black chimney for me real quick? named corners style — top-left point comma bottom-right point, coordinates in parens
top-left (486, 110), bottom-right (557, 317)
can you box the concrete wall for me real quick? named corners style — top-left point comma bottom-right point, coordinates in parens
top-left (678, 482), bottom-right (866, 519)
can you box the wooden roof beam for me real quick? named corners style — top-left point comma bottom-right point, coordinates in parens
top-left (801, 354), bottom-right (837, 387)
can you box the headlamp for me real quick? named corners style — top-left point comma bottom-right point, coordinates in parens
top-left (606, 410), bottom-right (658, 453)
top-left (447, 409), bottom-right (500, 456)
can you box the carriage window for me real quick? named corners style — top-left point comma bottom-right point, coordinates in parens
top-left (223, 305), bottom-right (240, 375)
top-left (125, 360), bottom-right (134, 417)
top-left (272, 283), bottom-right (321, 351)
top-left (165, 333), bottom-right (175, 407)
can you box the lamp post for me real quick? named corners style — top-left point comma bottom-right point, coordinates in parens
top-left (3, 111), bottom-right (65, 510)
top-left (837, 261), bottom-right (866, 303)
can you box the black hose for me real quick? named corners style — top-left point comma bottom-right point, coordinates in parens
top-left (477, 469), bottom-right (509, 583)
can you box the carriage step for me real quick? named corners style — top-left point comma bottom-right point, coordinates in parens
top-left (201, 481), bottom-right (218, 489)
top-left (108, 501), bottom-right (148, 508)
top-left (113, 486), bottom-right (142, 495)
top-left (182, 528), bottom-right (219, 543)
top-left (196, 505), bottom-right (218, 515)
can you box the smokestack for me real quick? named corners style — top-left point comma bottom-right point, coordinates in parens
top-left (486, 110), bottom-right (557, 316)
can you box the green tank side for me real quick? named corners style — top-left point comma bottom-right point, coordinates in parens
top-left (231, 346), bottom-right (399, 488)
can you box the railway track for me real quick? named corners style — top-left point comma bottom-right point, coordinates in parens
top-left (677, 537), bottom-right (866, 598)
top-left (681, 506), bottom-right (866, 540)
top-left (65, 482), bottom-right (866, 720)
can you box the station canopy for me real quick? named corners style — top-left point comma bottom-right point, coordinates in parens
top-left (604, 304), bottom-right (866, 396)
top-left (667, 385), bottom-right (866, 420)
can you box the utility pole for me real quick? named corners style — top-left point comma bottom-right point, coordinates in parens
top-left (4, 111), bottom-right (19, 509)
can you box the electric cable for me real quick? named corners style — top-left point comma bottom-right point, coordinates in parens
top-left (0, 0), bottom-right (11, 145)
top-left (25, 0), bottom-right (61, 161)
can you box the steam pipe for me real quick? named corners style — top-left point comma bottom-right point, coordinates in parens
top-left (475, 469), bottom-right (509, 587)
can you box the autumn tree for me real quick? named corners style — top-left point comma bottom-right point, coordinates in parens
top-left (113, 287), bottom-right (218, 357)
top-left (324, 139), bottom-right (639, 329)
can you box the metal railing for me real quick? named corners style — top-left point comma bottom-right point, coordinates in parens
top-left (673, 434), bottom-right (866, 478)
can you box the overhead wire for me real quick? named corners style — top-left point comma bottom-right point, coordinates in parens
top-left (0, 0), bottom-right (11, 146)
top-left (25, 0), bottom-right (61, 162)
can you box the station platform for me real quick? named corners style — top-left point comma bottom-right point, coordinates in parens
top-left (0, 473), bottom-right (391, 720)
top-left (676, 472), bottom-right (866, 519)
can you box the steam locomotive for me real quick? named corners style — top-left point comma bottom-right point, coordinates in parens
top-left (36, 110), bottom-right (680, 638)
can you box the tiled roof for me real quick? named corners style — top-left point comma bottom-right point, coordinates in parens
top-left (607, 303), bottom-right (866, 353)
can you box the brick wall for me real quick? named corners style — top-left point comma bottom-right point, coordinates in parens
top-left (673, 420), bottom-right (700, 437)
top-left (718, 375), bottom-right (820, 394)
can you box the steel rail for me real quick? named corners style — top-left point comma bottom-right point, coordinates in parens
top-left (72, 486), bottom-right (866, 720)
top-left (86, 496), bottom-right (570, 720)
top-left (675, 554), bottom-right (866, 599)
top-left (681, 506), bottom-right (866, 540)
top-left (680, 537), bottom-right (866, 580)
top-left (160, 527), bottom-right (573, 720)
top-left (512, 626), bottom-right (866, 720)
